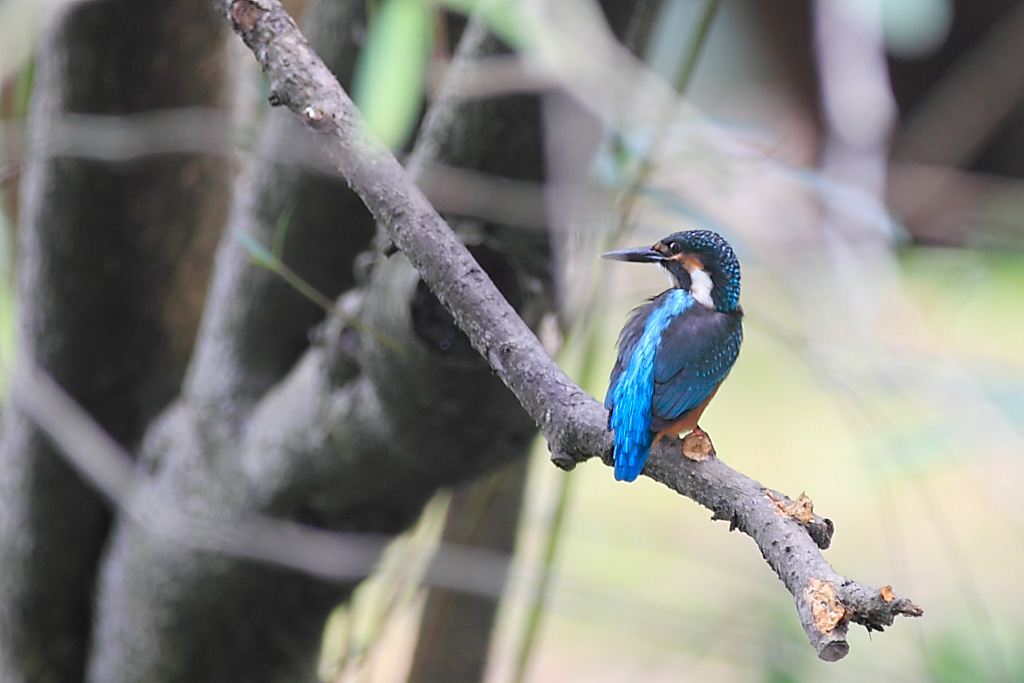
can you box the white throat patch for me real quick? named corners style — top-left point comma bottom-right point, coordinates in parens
top-left (688, 267), bottom-right (715, 309)
top-left (660, 265), bottom-right (678, 291)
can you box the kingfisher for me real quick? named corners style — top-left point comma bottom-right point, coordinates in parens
top-left (602, 230), bottom-right (743, 482)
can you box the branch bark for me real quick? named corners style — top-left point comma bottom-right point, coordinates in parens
top-left (212, 0), bottom-right (923, 661)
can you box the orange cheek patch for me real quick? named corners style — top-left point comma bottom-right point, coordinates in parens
top-left (682, 254), bottom-right (704, 271)
top-left (667, 252), bottom-right (704, 271)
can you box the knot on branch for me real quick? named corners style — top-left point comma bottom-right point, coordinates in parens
top-left (764, 489), bottom-right (834, 550)
top-left (229, 0), bottom-right (266, 33)
top-left (804, 578), bottom-right (849, 634)
top-left (550, 452), bottom-right (577, 471)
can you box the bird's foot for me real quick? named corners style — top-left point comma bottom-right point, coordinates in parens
top-left (682, 426), bottom-right (715, 461)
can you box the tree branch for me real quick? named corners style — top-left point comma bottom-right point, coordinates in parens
top-left (211, 0), bottom-right (922, 661)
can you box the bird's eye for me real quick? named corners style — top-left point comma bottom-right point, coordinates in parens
top-left (668, 242), bottom-right (682, 255)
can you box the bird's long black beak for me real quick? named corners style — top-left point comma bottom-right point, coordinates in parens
top-left (600, 246), bottom-right (665, 263)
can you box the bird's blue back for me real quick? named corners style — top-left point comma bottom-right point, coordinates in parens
top-left (605, 289), bottom-right (742, 481)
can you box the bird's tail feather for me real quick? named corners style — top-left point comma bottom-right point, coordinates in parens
top-left (613, 437), bottom-right (650, 482)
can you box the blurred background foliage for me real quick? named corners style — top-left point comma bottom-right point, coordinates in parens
top-left (2, 0), bottom-right (1023, 681)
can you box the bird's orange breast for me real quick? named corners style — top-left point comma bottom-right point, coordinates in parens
top-left (651, 377), bottom-right (725, 447)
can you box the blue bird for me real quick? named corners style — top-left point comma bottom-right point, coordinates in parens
top-left (603, 230), bottom-right (743, 481)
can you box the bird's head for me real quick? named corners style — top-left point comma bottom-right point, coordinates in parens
top-left (601, 230), bottom-right (741, 312)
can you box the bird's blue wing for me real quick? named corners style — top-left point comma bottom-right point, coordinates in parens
top-left (604, 301), bottom-right (658, 481)
top-left (650, 307), bottom-right (742, 428)
top-left (605, 290), bottom-right (696, 481)
top-left (604, 300), bottom-right (657, 415)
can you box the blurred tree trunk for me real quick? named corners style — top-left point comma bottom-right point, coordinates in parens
top-left (0, 1), bottom-right (663, 682)
top-left (406, 461), bottom-right (528, 683)
top-left (0, 1), bottom-right (229, 680)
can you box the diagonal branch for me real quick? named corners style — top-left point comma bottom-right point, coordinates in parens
top-left (211, 0), bottom-right (922, 661)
